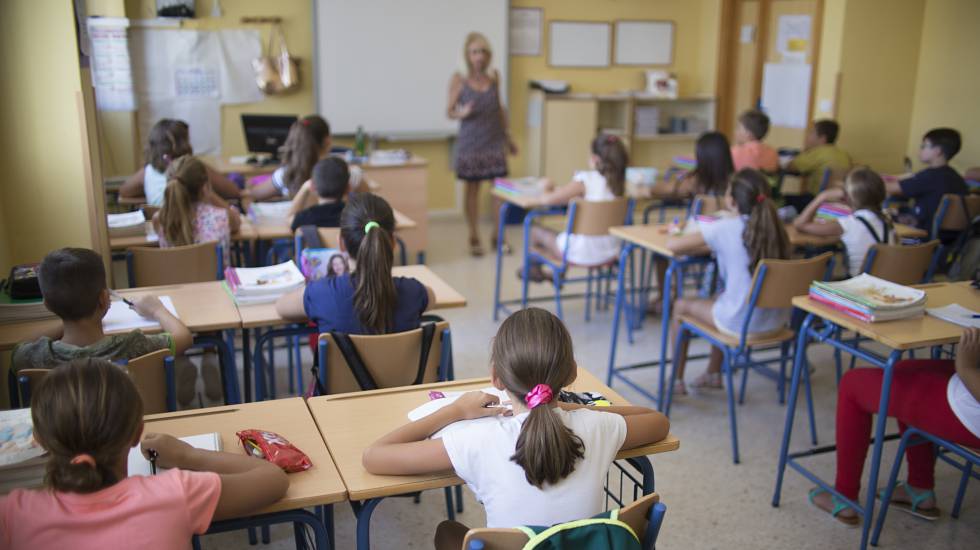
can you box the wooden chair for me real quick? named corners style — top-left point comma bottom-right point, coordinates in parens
top-left (315, 321), bottom-right (452, 395)
top-left (931, 193), bottom-right (980, 240)
top-left (126, 240), bottom-right (221, 287)
top-left (524, 197), bottom-right (633, 321)
top-left (666, 252), bottom-right (833, 463)
top-left (461, 492), bottom-right (667, 550)
top-left (861, 240), bottom-right (941, 285)
top-left (15, 352), bottom-right (175, 413)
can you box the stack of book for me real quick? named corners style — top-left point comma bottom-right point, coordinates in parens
top-left (0, 294), bottom-right (56, 324)
top-left (224, 261), bottom-right (306, 306)
top-left (106, 211), bottom-right (147, 238)
top-left (493, 177), bottom-right (546, 199)
top-left (634, 106), bottom-right (660, 137)
top-left (815, 202), bottom-right (852, 221)
top-left (0, 408), bottom-right (47, 494)
top-left (809, 274), bottom-right (926, 322)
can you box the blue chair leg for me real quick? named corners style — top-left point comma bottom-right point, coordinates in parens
top-left (778, 340), bottom-right (789, 405)
top-left (585, 268), bottom-right (593, 322)
top-left (455, 485), bottom-right (463, 513)
top-left (553, 271), bottom-right (564, 321)
top-left (287, 334), bottom-right (295, 395)
top-left (722, 350), bottom-right (740, 464)
top-left (952, 461), bottom-right (972, 519)
top-left (663, 325), bottom-right (689, 417)
top-left (802, 354), bottom-right (818, 446)
top-left (738, 360), bottom-right (749, 405)
top-left (443, 487), bottom-right (456, 521)
top-left (871, 430), bottom-right (917, 546)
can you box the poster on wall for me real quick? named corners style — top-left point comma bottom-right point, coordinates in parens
top-left (776, 15), bottom-right (811, 63)
top-left (87, 17), bottom-right (136, 111)
top-left (761, 62), bottom-right (811, 129)
top-left (510, 8), bottom-right (542, 56)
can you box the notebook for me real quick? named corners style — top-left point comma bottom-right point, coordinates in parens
top-left (407, 388), bottom-right (512, 440)
top-left (126, 432), bottom-right (222, 477)
top-left (102, 296), bottom-right (178, 333)
top-left (926, 304), bottom-right (980, 329)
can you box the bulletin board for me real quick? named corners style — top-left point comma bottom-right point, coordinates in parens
top-left (614, 20), bottom-right (674, 66)
top-left (548, 21), bottom-right (611, 68)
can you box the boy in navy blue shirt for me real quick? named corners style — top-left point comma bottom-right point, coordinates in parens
top-left (288, 157), bottom-right (350, 232)
top-left (886, 128), bottom-right (967, 233)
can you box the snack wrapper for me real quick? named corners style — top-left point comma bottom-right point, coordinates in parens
top-left (237, 429), bottom-right (312, 473)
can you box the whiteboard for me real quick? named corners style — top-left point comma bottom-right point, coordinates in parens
top-left (314, 0), bottom-right (508, 137)
top-left (614, 21), bottom-right (674, 65)
top-left (548, 21), bottom-right (611, 68)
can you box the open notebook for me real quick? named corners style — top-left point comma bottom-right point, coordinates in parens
top-left (103, 296), bottom-right (178, 333)
top-left (127, 433), bottom-right (221, 477)
top-left (407, 388), bottom-right (512, 440)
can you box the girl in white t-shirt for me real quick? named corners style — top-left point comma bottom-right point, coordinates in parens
top-left (665, 169), bottom-right (792, 394)
top-left (362, 308), bottom-right (669, 549)
top-left (793, 166), bottom-right (896, 276)
top-left (518, 134), bottom-right (628, 282)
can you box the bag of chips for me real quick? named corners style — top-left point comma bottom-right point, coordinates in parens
top-left (236, 429), bottom-right (312, 473)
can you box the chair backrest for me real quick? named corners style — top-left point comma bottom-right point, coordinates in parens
top-left (317, 320), bottom-right (449, 394)
top-left (461, 492), bottom-right (664, 550)
top-left (691, 194), bottom-right (725, 216)
top-left (568, 197), bottom-right (631, 237)
top-left (749, 252), bottom-right (833, 309)
top-left (863, 240), bottom-right (940, 285)
top-left (124, 348), bottom-right (175, 414)
top-left (16, 369), bottom-right (50, 405)
top-left (934, 194), bottom-right (980, 235)
top-left (127, 241), bottom-right (219, 287)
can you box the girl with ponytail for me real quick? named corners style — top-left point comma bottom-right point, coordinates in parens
top-left (250, 115), bottom-right (336, 201)
top-left (0, 358), bottom-right (287, 548)
top-left (519, 133), bottom-right (629, 282)
top-left (276, 193), bottom-right (433, 334)
top-left (362, 308), bottom-right (668, 546)
top-left (666, 168), bottom-right (792, 393)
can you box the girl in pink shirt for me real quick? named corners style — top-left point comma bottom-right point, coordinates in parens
top-left (0, 358), bottom-right (287, 550)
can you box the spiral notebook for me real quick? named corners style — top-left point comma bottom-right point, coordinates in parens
top-left (126, 432), bottom-right (222, 477)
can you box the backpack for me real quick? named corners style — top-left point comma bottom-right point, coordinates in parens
top-left (949, 216), bottom-right (980, 281)
top-left (512, 508), bottom-right (641, 550)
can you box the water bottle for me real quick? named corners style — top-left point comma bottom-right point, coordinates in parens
top-left (354, 125), bottom-right (366, 159)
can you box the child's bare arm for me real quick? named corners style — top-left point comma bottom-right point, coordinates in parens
top-left (119, 168), bottom-right (146, 198)
top-left (132, 296), bottom-right (192, 355)
top-left (275, 287), bottom-right (308, 321)
top-left (141, 433), bottom-right (289, 521)
top-left (556, 402), bottom-right (669, 450)
top-left (666, 231), bottom-right (710, 256)
top-left (536, 180), bottom-right (586, 207)
top-left (955, 328), bottom-right (980, 402)
top-left (288, 180), bottom-right (316, 217)
top-left (793, 189), bottom-right (844, 236)
top-left (362, 392), bottom-right (507, 475)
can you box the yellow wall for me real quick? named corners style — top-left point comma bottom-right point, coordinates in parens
top-left (812, 0), bottom-right (846, 119)
top-left (106, 0), bottom-right (720, 211)
top-left (0, 0), bottom-right (93, 265)
top-left (905, 0), bottom-right (980, 171)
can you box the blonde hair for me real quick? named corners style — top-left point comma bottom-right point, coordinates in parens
top-left (845, 166), bottom-right (893, 234)
top-left (463, 32), bottom-right (492, 74)
top-left (160, 155), bottom-right (209, 247)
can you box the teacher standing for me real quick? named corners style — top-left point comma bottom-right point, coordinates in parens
top-left (448, 32), bottom-right (517, 257)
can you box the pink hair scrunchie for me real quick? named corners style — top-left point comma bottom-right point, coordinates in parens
top-left (525, 384), bottom-right (553, 409)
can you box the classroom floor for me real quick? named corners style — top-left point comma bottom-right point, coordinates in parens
top-left (197, 215), bottom-right (978, 550)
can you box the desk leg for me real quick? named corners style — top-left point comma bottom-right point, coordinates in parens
top-left (657, 259), bottom-right (679, 412)
top-left (773, 313), bottom-right (814, 506)
top-left (606, 243), bottom-right (634, 386)
top-left (193, 334), bottom-right (240, 405)
top-left (492, 203), bottom-right (509, 321)
top-left (520, 212), bottom-right (533, 311)
top-left (860, 349), bottom-right (902, 550)
top-left (627, 455), bottom-right (655, 494)
top-left (351, 498), bottom-right (384, 550)
top-left (242, 329), bottom-right (252, 403)
top-left (206, 509), bottom-right (329, 550)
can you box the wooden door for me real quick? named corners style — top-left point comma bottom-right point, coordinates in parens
top-left (763, 0), bottom-right (822, 149)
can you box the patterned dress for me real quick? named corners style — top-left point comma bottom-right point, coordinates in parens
top-left (454, 79), bottom-right (508, 181)
top-left (158, 202), bottom-right (231, 267)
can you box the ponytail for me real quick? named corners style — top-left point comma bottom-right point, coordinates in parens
top-left (31, 358), bottom-right (143, 494)
top-left (591, 134), bottom-right (628, 197)
top-left (282, 115), bottom-right (330, 197)
top-left (492, 308), bottom-right (583, 488)
top-left (340, 193), bottom-right (397, 334)
top-left (845, 166), bottom-right (894, 238)
top-left (159, 155), bottom-right (208, 246)
top-left (729, 169), bottom-right (790, 271)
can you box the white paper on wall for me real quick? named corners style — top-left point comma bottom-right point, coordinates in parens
top-left (510, 8), bottom-right (542, 56)
top-left (88, 17), bottom-right (136, 111)
top-left (175, 67), bottom-right (220, 98)
top-left (761, 62), bottom-right (811, 129)
top-left (139, 97), bottom-right (222, 156)
top-left (776, 15), bottom-right (811, 57)
top-left (216, 30), bottom-right (264, 104)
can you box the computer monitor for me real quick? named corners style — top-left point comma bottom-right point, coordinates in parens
top-left (241, 114), bottom-right (298, 162)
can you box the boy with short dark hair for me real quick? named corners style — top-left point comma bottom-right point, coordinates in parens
top-left (12, 248), bottom-right (192, 372)
top-left (785, 119), bottom-right (852, 211)
top-left (886, 127), bottom-right (967, 232)
top-left (288, 156), bottom-right (351, 231)
top-left (731, 109), bottom-right (779, 172)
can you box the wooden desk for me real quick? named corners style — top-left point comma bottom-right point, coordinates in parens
top-left (202, 156), bottom-right (278, 177)
top-left (361, 157), bottom-right (429, 261)
top-left (307, 368), bottom-right (678, 548)
top-left (109, 221), bottom-right (259, 251)
top-left (143, 397), bottom-right (346, 514)
top-left (0, 281), bottom-right (242, 351)
top-left (249, 208), bottom-right (416, 242)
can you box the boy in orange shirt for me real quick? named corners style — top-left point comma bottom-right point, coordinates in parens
top-left (731, 110), bottom-right (779, 173)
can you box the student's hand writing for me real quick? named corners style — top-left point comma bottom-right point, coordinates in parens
top-left (450, 391), bottom-right (511, 420)
top-left (141, 432), bottom-right (193, 469)
top-left (131, 295), bottom-right (166, 319)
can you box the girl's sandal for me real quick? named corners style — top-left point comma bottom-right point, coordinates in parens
top-left (809, 487), bottom-right (860, 527)
top-left (690, 371), bottom-right (723, 390)
top-left (877, 482), bottom-right (941, 521)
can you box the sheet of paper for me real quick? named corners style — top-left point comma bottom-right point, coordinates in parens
top-left (407, 387), bottom-right (511, 421)
top-left (761, 62), bottom-right (812, 129)
top-left (139, 96), bottom-right (222, 156)
top-left (175, 66), bottom-right (219, 98)
top-left (776, 14), bottom-right (811, 57)
top-left (510, 8), bottom-right (542, 56)
top-left (102, 296), bottom-right (178, 333)
top-left (216, 29), bottom-right (264, 104)
top-left (926, 304), bottom-right (980, 329)
top-left (87, 17), bottom-right (136, 111)
top-left (127, 433), bottom-right (221, 477)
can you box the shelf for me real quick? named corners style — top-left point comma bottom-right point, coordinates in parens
top-left (633, 133), bottom-right (701, 141)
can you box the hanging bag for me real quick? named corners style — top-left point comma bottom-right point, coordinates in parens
top-left (253, 23), bottom-right (300, 95)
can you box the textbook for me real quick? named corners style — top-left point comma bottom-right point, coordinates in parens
top-left (127, 432), bottom-right (222, 477)
top-left (0, 408), bottom-right (47, 494)
top-left (224, 261), bottom-right (305, 305)
top-left (107, 211), bottom-right (147, 238)
top-left (0, 294), bottom-right (56, 324)
top-left (809, 274), bottom-right (925, 323)
top-left (815, 202), bottom-right (852, 221)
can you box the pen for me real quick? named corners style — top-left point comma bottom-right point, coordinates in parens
top-left (109, 289), bottom-right (134, 308)
top-left (971, 315), bottom-right (980, 319)
top-left (148, 449), bottom-right (158, 475)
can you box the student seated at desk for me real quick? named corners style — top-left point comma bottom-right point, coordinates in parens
top-left (730, 110), bottom-right (779, 173)
top-left (276, 193), bottom-right (434, 334)
top-left (518, 133), bottom-right (627, 283)
top-left (794, 167), bottom-right (896, 277)
top-left (119, 119), bottom-right (240, 206)
top-left (12, 248), bottom-right (191, 373)
top-left (667, 170), bottom-right (792, 394)
top-left (809, 328), bottom-right (980, 525)
top-left (361, 308), bottom-right (669, 549)
top-left (287, 156), bottom-right (350, 232)
top-left (885, 127), bottom-right (967, 235)
top-left (0, 359), bottom-right (288, 549)
top-left (784, 119), bottom-right (852, 212)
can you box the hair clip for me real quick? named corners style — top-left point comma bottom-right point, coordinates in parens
top-left (756, 193), bottom-right (766, 204)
